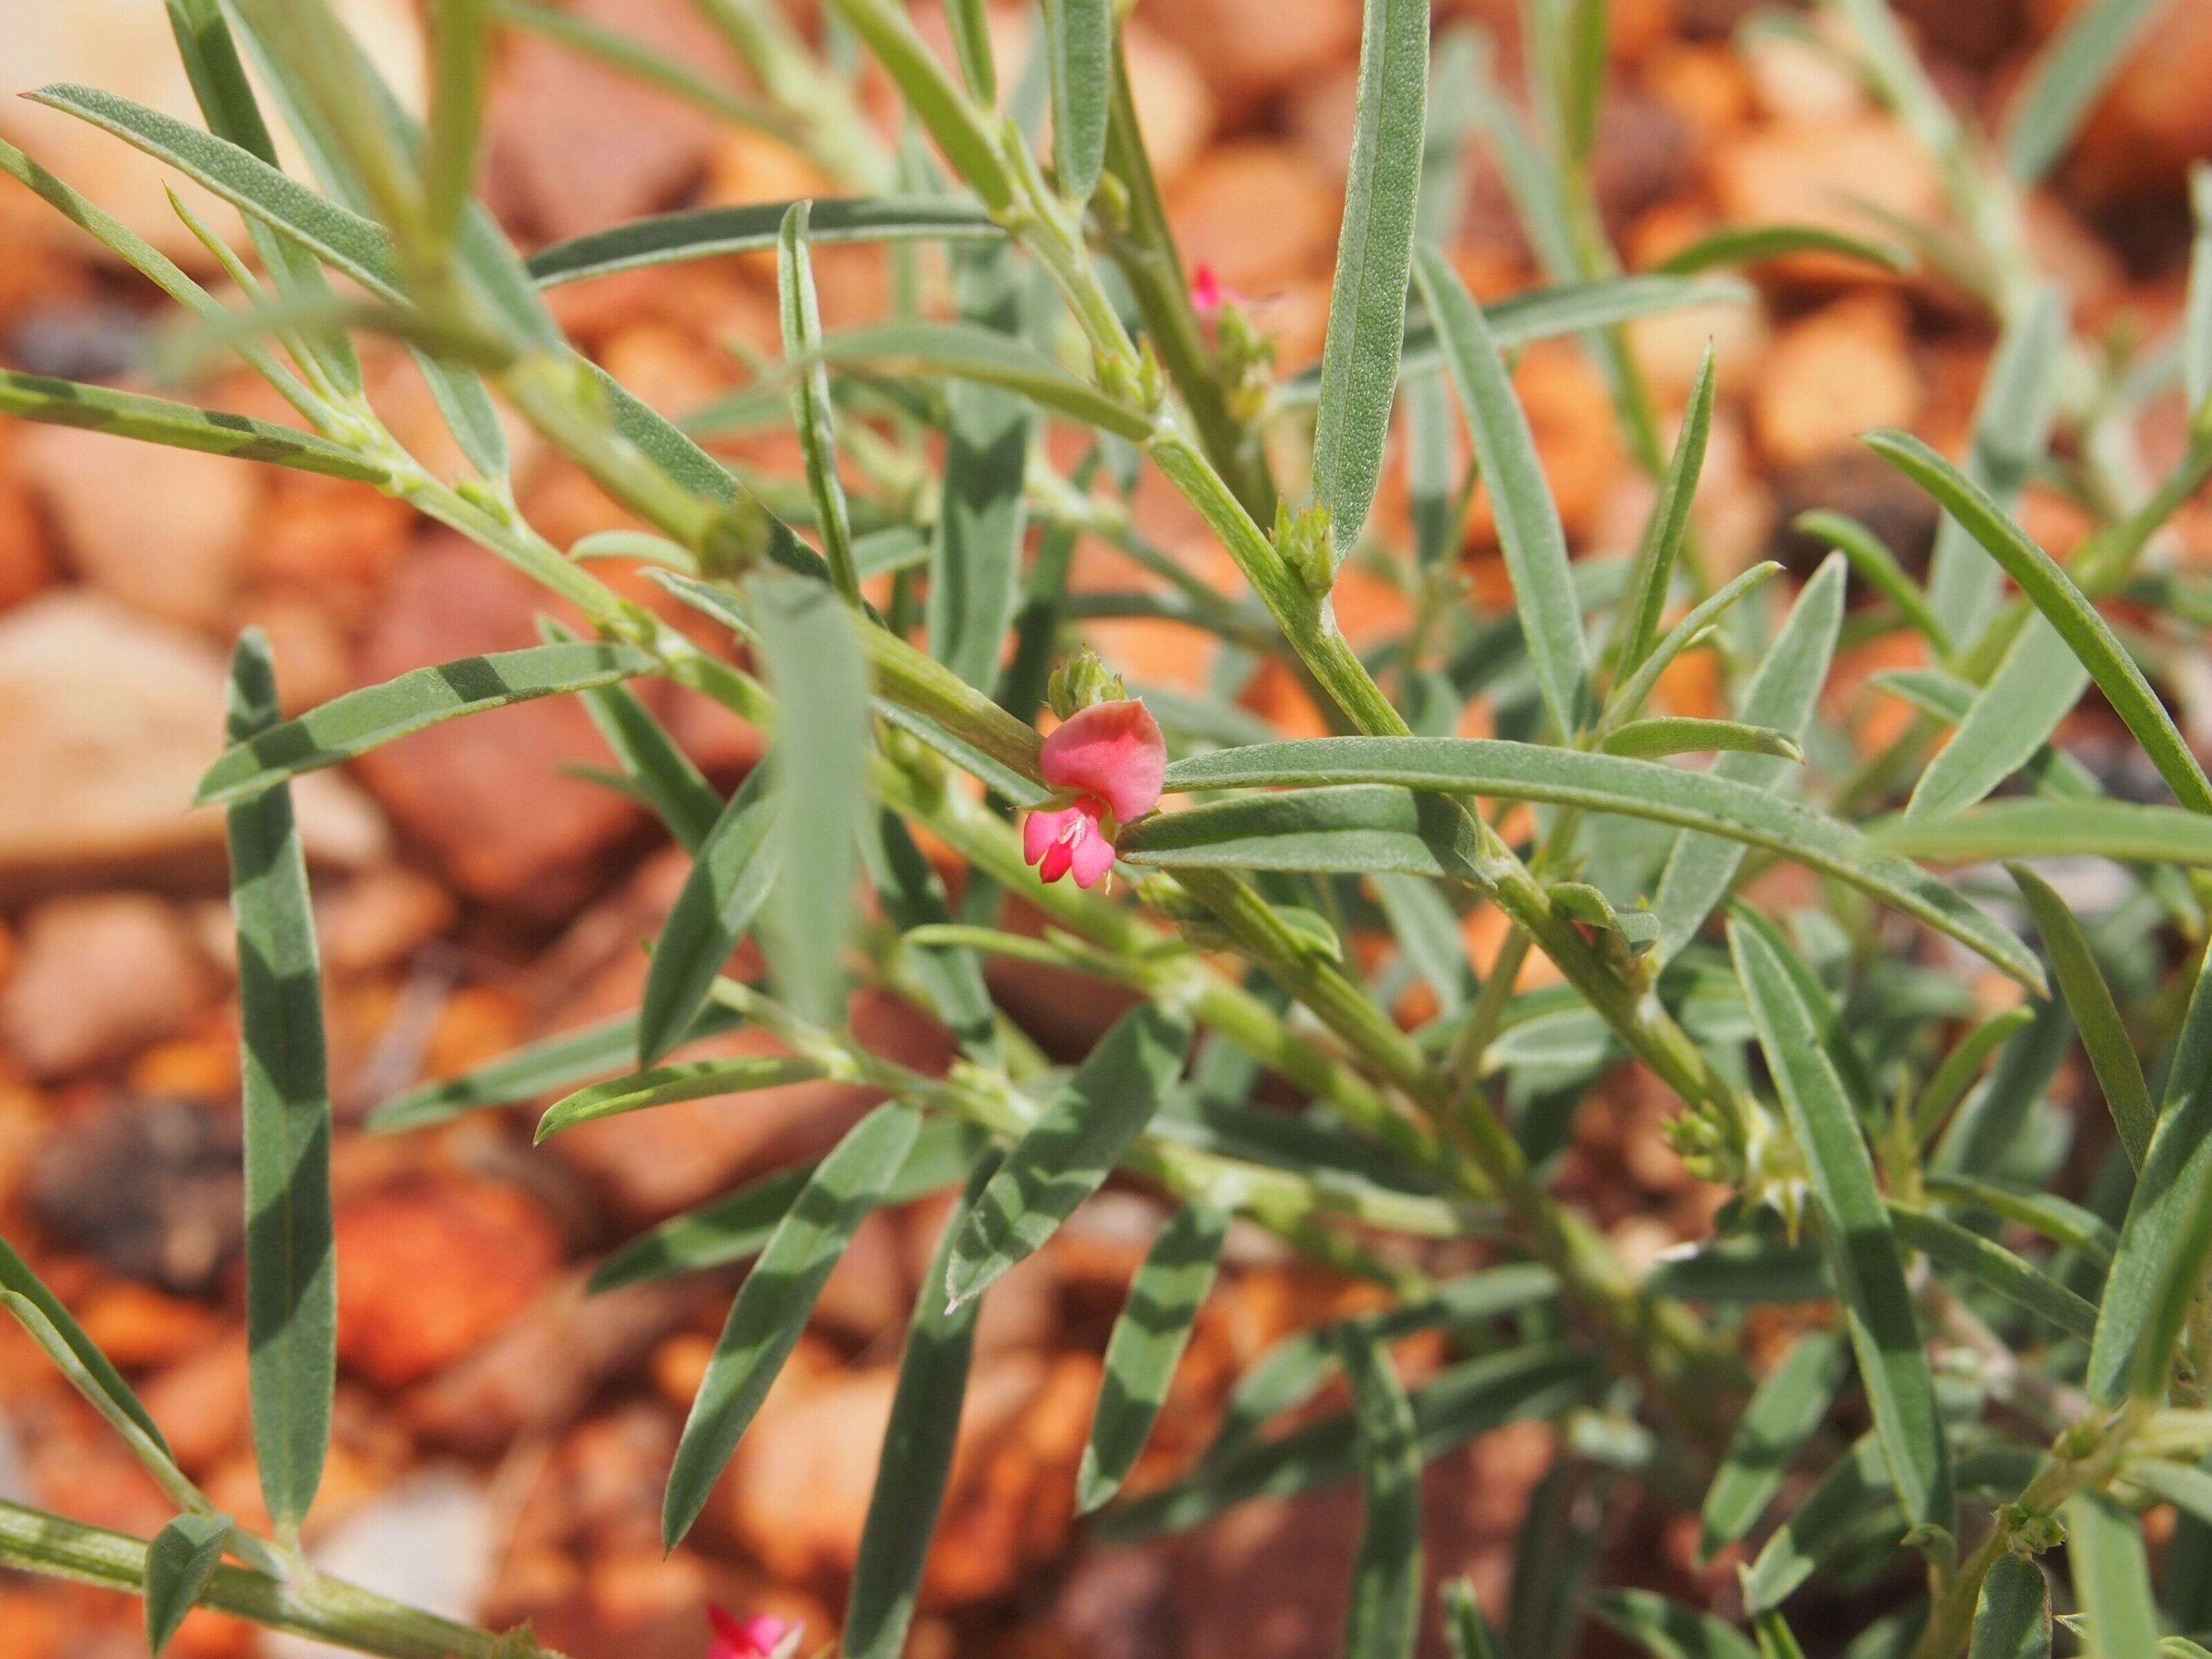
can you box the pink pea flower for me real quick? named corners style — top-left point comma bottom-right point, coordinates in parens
top-left (1022, 699), bottom-right (1166, 889)
top-left (1190, 261), bottom-right (1255, 319)
top-left (708, 1607), bottom-right (797, 1659)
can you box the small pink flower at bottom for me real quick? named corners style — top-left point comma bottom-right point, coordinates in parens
top-left (709, 1606), bottom-right (798, 1659)
top-left (1190, 262), bottom-right (1229, 317)
top-left (1023, 698), bottom-right (1166, 888)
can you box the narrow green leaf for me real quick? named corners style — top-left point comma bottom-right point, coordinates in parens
top-left (536, 1055), bottom-right (831, 1143)
top-left (1731, 921), bottom-right (1953, 1536)
top-left (1794, 509), bottom-right (1951, 657)
top-left (420, 0), bottom-right (489, 252)
top-left (1588, 1590), bottom-right (1762, 1659)
top-left (815, 319), bottom-right (1149, 442)
top-left (0, 371), bottom-right (385, 483)
top-left (368, 1004), bottom-right (743, 1134)
top-left (865, 810), bottom-right (1000, 1061)
top-left (1601, 718), bottom-right (1802, 763)
top-left (1875, 799), bottom-right (2212, 866)
top-left (2009, 865), bottom-right (2155, 1168)
top-left (815, 0), bottom-right (1015, 211)
top-left (1140, 733), bottom-right (2041, 989)
top-left (165, 0), bottom-right (362, 395)
top-left (1904, 615), bottom-right (2086, 821)
top-left (2063, 1492), bottom-right (2162, 1659)
top-left (224, 632), bottom-right (335, 1534)
top-left (2003, 0), bottom-right (2167, 183)
top-left (948, 1004), bottom-right (1193, 1306)
top-left (2130, 1458), bottom-right (2212, 1525)
top-left (1742, 1435), bottom-right (1890, 1611)
top-left (1653, 554), bottom-right (1845, 960)
top-left (197, 642), bottom-right (659, 807)
top-left (2087, 948), bottom-right (2212, 1405)
top-left (1096, 1342), bottom-right (1597, 1540)
top-left (754, 572), bottom-right (868, 1027)
top-left (1372, 873), bottom-right (1477, 1015)
top-left (1414, 242), bottom-right (1591, 735)
top-left (777, 203), bottom-right (860, 601)
top-left (1921, 1175), bottom-right (2116, 1266)
top-left (145, 1514), bottom-right (232, 1657)
top-left (1885, 1201), bottom-right (2098, 1340)
top-left (928, 248), bottom-right (1038, 687)
top-left (589, 1118), bottom-right (989, 1293)
top-left (1970, 1550), bottom-right (2052, 1659)
top-left (664, 1099), bottom-right (926, 1548)
top-left (2188, 165), bottom-right (2212, 414)
top-left (1077, 1201), bottom-right (1230, 1512)
top-left (1754, 1611), bottom-right (1812, 1659)
top-left (1554, 0), bottom-right (1610, 160)
top-left (638, 768), bottom-right (779, 1066)
top-left (1642, 1235), bottom-right (1829, 1304)
top-left (1697, 1329), bottom-right (1848, 1562)
top-left (527, 197), bottom-right (1002, 286)
top-left (845, 1155), bottom-right (997, 1659)
top-left (1443, 1579), bottom-right (1502, 1659)
top-left (1614, 346), bottom-right (1715, 682)
top-left (571, 666), bottom-right (724, 854)
top-left (941, 0), bottom-right (997, 102)
top-left (0, 1238), bottom-right (170, 1456)
top-left (1312, 0), bottom-right (1430, 556)
top-left (1914, 289), bottom-right (2066, 646)
top-left (1604, 561), bottom-right (1783, 729)
top-left (1041, 0), bottom-right (1112, 203)
top-left (1875, 429), bottom-right (2212, 814)
top-left (1653, 223), bottom-right (1912, 276)
top-left (1340, 1332), bottom-right (1423, 1659)
top-left (1277, 274), bottom-right (1754, 406)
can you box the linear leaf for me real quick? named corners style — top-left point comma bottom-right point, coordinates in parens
top-left (2009, 865), bottom-right (2155, 1168)
top-left (1095, 1342), bottom-right (1597, 1540)
top-left (1312, 0), bottom-right (1430, 556)
top-left (1794, 510), bottom-right (1951, 657)
top-left (1141, 735), bottom-right (2041, 988)
top-left (2087, 948), bottom-right (2212, 1405)
top-left (1874, 429), bottom-right (2212, 814)
top-left (1414, 243), bottom-right (1591, 735)
top-left (664, 1099), bottom-right (925, 1548)
top-left (1588, 1591), bottom-right (1761, 1659)
top-left (225, 632), bottom-right (334, 1534)
top-left (2064, 1492), bottom-right (2162, 1659)
top-left (1971, 1550), bottom-right (2052, 1659)
top-left (928, 246), bottom-right (1038, 688)
top-left (145, 1514), bottom-right (232, 1657)
top-left (639, 768), bottom-right (779, 1066)
top-left (1697, 1329), bottom-right (1847, 1562)
top-left (527, 196), bottom-right (1001, 286)
top-left (1875, 799), bottom-right (2212, 866)
top-left (1920, 288), bottom-right (2065, 644)
top-left (2190, 164), bottom-right (2212, 413)
top-left (589, 1118), bottom-right (989, 1293)
top-left (1731, 921), bottom-right (1953, 1537)
top-left (845, 1155), bottom-right (996, 1659)
top-left (1277, 274), bottom-right (1753, 406)
top-left (755, 572), bottom-right (869, 1026)
top-left (0, 1237), bottom-right (170, 1455)
top-left (1041, 0), bottom-right (1112, 202)
top-left (570, 664), bottom-right (724, 853)
top-left (1443, 1579), bottom-right (1501, 1659)
top-left (942, 0), bottom-right (996, 99)
top-left (1653, 223), bottom-right (1911, 276)
top-left (536, 1055), bottom-right (831, 1142)
top-left (948, 1004), bottom-right (1193, 1306)
top-left (1885, 1201), bottom-right (2097, 1340)
top-left (368, 1003), bottom-right (744, 1133)
top-left (1078, 1201), bottom-right (1230, 1512)
top-left (1652, 554), bottom-right (1844, 959)
top-left (778, 203), bottom-right (860, 600)
top-left (865, 810), bottom-right (1000, 1061)
top-left (1742, 1434), bottom-right (1888, 1611)
top-left (1604, 562), bottom-right (1783, 729)
top-left (818, 318), bottom-right (1150, 441)
top-left (197, 643), bottom-right (659, 806)
top-left (0, 371), bottom-right (385, 482)
top-left (1340, 1333), bottom-right (1423, 1659)
top-left (1614, 346), bottom-right (1716, 681)
top-left (1906, 615), bottom-right (2086, 821)
top-left (1921, 1175), bottom-right (2116, 1267)
top-left (1600, 718), bottom-right (1801, 763)
top-left (2003, 0), bottom-right (2167, 184)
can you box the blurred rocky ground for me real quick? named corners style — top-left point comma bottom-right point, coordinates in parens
top-left (1, 2), bottom-right (2209, 1658)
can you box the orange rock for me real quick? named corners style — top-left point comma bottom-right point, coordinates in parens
top-left (0, 892), bottom-right (218, 1078)
top-left (423, 984), bottom-right (534, 1081)
top-left (1711, 115), bottom-right (1943, 285)
top-left (318, 867), bottom-right (458, 977)
top-left (1643, 43), bottom-right (1755, 151)
top-left (0, 464), bottom-right (55, 615)
top-left (1752, 294), bottom-right (1920, 467)
top-left (1139, 0), bottom-right (1360, 115)
top-left (335, 1172), bottom-right (563, 1386)
top-left (2054, 0), bottom-right (2212, 195)
top-left (248, 478), bottom-right (413, 592)
top-left (138, 1340), bottom-right (251, 1473)
top-left (1168, 142), bottom-right (1342, 296)
top-left (1461, 341), bottom-right (1623, 545)
top-left (75, 1280), bottom-right (220, 1371)
top-left (125, 1033), bottom-right (240, 1103)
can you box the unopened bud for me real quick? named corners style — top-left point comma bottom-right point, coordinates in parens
top-left (1047, 646), bottom-right (1127, 720)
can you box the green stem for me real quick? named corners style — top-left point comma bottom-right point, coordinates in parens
top-left (0, 1501), bottom-right (563, 1659)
